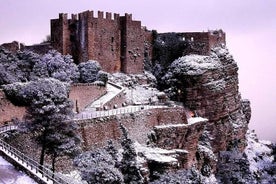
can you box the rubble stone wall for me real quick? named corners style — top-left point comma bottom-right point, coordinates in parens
top-left (0, 90), bottom-right (26, 125)
top-left (69, 83), bottom-right (106, 112)
top-left (77, 107), bottom-right (187, 150)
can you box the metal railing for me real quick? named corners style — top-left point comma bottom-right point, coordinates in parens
top-left (74, 105), bottom-right (166, 121)
top-left (0, 125), bottom-right (70, 184)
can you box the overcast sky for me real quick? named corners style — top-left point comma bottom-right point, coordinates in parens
top-left (1, 0), bottom-right (275, 141)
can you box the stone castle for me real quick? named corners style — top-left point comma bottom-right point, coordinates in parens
top-left (1, 10), bottom-right (251, 180)
top-left (50, 10), bottom-right (226, 74)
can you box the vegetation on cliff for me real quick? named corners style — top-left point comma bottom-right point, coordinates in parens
top-left (0, 47), bottom-right (108, 86)
top-left (3, 78), bottom-right (81, 172)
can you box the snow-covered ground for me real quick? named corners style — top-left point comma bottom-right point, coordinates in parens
top-left (245, 130), bottom-right (275, 177)
top-left (0, 156), bottom-right (37, 184)
top-left (108, 72), bottom-right (160, 105)
top-left (87, 82), bottom-right (123, 110)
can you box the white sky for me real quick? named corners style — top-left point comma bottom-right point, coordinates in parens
top-left (0, 0), bottom-right (275, 141)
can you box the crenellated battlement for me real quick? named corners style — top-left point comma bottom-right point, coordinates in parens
top-left (60, 11), bottom-right (125, 22)
top-left (51, 10), bottom-right (145, 74)
top-left (50, 10), bottom-right (226, 74)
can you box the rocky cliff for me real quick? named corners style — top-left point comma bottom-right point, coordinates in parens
top-left (155, 47), bottom-right (250, 173)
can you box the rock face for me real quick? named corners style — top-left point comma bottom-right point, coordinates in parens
top-left (162, 47), bottom-right (250, 154)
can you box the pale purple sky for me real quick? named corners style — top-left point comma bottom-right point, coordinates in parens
top-left (1, 0), bottom-right (275, 141)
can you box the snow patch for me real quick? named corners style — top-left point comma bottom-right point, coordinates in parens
top-left (168, 55), bottom-right (221, 76)
top-left (134, 142), bottom-right (181, 163)
top-left (245, 131), bottom-right (273, 174)
top-left (188, 117), bottom-right (208, 125)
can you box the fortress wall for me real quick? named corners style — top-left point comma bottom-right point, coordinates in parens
top-left (87, 11), bottom-right (122, 72)
top-left (0, 90), bottom-right (26, 125)
top-left (69, 83), bottom-right (106, 112)
top-left (77, 107), bottom-right (187, 150)
top-left (51, 11), bottom-right (145, 74)
top-left (120, 14), bottom-right (144, 74)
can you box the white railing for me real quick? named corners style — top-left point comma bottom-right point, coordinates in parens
top-left (74, 105), bottom-right (166, 121)
top-left (0, 125), bottom-right (18, 133)
top-left (0, 125), bottom-right (70, 184)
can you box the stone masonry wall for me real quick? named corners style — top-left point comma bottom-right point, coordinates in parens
top-left (0, 90), bottom-right (26, 125)
top-left (151, 120), bottom-right (206, 168)
top-left (77, 107), bottom-right (187, 150)
top-left (0, 84), bottom-right (106, 124)
top-left (120, 14), bottom-right (144, 74)
top-left (68, 83), bottom-right (106, 112)
top-left (51, 11), bottom-right (145, 74)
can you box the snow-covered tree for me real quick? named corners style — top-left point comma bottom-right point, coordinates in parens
top-left (119, 123), bottom-right (144, 184)
top-left (96, 70), bottom-right (108, 85)
top-left (0, 47), bottom-right (80, 85)
top-left (3, 78), bottom-right (81, 171)
top-left (74, 148), bottom-right (123, 184)
top-left (78, 60), bottom-right (101, 83)
top-left (0, 47), bottom-right (34, 85)
top-left (31, 50), bottom-right (79, 83)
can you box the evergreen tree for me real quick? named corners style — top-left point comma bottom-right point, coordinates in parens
top-left (3, 78), bottom-right (81, 171)
top-left (119, 123), bottom-right (144, 184)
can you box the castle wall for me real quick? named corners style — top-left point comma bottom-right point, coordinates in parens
top-left (50, 14), bottom-right (70, 55)
top-left (0, 84), bottom-right (106, 124)
top-left (0, 90), bottom-right (26, 125)
top-left (87, 11), bottom-right (122, 72)
top-left (77, 107), bottom-right (187, 150)
top-left (51, 11), bottom-right (146, 74)
top-left (120, 14), bottom-right (144, 74)
top-left (68, 83), bottom-right (106, 113)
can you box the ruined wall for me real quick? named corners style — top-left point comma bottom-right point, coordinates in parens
top-left (68, 83), bottom-right (106, 112)
top-left (0, 90), bottom-right (26, 125)
top-left (0, 41), bottom-right (24, 53)
top-left (24, 43), bottom-right (53, 55)
top-left (0, 84), bottom-right (106, 124)
top-left (157, 30), bottom-right (226, 57)
top-left (77, 107), bottom-right (187, 150)
top-left (102, 90), bottom-right (126, 110)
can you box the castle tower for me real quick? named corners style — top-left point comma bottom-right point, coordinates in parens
top-left (120, 14), bottom-right (144, 74)
top-left (51, 11), bottom-right (146, 74)
top-left (50, 13), bottom-right (70, 55)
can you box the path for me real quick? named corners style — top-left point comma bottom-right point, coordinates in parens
top-left (74, 105), bottom-right (166, 120)
top-left (86, 82), bottom-right (123, 111)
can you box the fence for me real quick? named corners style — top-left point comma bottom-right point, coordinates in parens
top-left (0, 124), bottom-right (18, 133)
top-left (0, 125), bottom-right (70, 184)
top-left (74, 105), bottom-right (166, 121)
